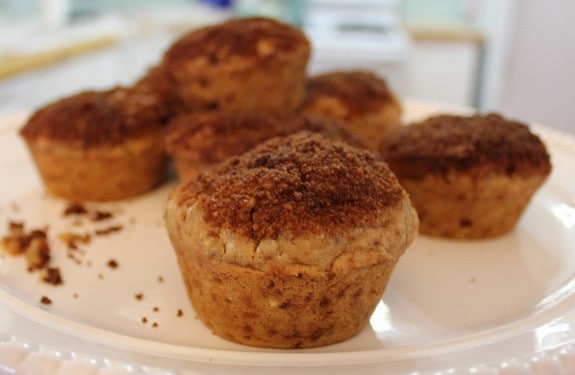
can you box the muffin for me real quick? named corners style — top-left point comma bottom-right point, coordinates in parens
top-left (164, 131), bottom-right (418, 348)
top-left (161, 16), bottom-right (311, 112)
top-left (162, 110), bottom-right (363, 181)
top-left (299, 70), bottom-right (402, 151)
top-left (20, 87), bottom-right (171, 201)
top-left (132, 64), bottom-right (184, 116)
top-left (381, 113), bottom-right (552, 239)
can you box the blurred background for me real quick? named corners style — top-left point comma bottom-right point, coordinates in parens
top-left (0, 0), bottom-right (573, 133)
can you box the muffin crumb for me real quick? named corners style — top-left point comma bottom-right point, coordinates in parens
top-left (95, 225), bottom-right (123, 236)
top-left (40, 296), bottom-right (52, 305)
top-left (41, 267), bottom-right (63, 285)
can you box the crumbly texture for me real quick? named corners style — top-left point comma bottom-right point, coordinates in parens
top-left (176, 132), bottom-right (406, 240)
top-left (163, 111), bottom-right (364, 181)
top-left (164, 132), bottom-right (418, 348)
top-left (299, 70), bottom-right (402, 151)
top-left (20, 87), bottom-right (171, 148)
top-left (1, 221), bottom-right (64, 285)
top-left (382, 113), bottom-right (552, 239)
top-left (382, 113), bottom-right (552, 178)
top-left (20, 87), bottom-right (169, 201)
top-left (161, 17), bottom-right (311, 112)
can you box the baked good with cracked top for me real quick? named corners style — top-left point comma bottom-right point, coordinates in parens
top-left (162, 110), bottom-right (364, 181)
top-left (299, 70), bottom-right (402, 151)
top-left (20, 87), bottom-right (171, 201)
top-left (164, 131), bottom-right (418, 348)
top-left (381, 113), bottom-right (552, 239)
top-left (161, 16), bottom-right (311, 112)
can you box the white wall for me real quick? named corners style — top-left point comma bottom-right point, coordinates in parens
top-left (489, 0), bottom-right (575, 134)
top-left (406, 39), bottom-right (480, 107)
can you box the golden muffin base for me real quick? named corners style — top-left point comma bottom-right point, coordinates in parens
top-left (165, 198), bottom-right (417, 348)
top-left (179, 251), bottom-right (395, 349)
top-left (24, 136), bottom-right (167, 201)
top-left (403, 168), bottom-right (548, 239)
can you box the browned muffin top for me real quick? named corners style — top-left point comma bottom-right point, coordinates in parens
top-left (20, 87), bottom-right (171, 148)
top-left (163, 17), bottom-right (310, 66)
top-left (383, 113), bottom-right (552, 178)
top-left (163, 111), bottom-right (362, 163)
top-left (176, 131), bottom-right (405, 240)
top-left (301, 70), bottom-right (400, 118)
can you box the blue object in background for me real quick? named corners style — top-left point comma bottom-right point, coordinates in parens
top-left (201, 0), bottom-right (233, 8)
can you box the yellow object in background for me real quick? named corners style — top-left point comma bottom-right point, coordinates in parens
top-left (0, 35), bottom-right (118, 80)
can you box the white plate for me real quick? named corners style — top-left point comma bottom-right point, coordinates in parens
top-left (1, 100), bottom-right (575, 369)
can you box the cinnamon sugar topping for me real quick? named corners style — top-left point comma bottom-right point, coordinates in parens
top-left (383, 113), bottom-right (552, 178)
top-left (177, 132), bottom-right (405, 239)
top-left (20, 86), bottom-right (171, 148)
top-left (163, 17), bottom-right (309, 66)
top-left (163, 111), bottom-right (358, 163)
